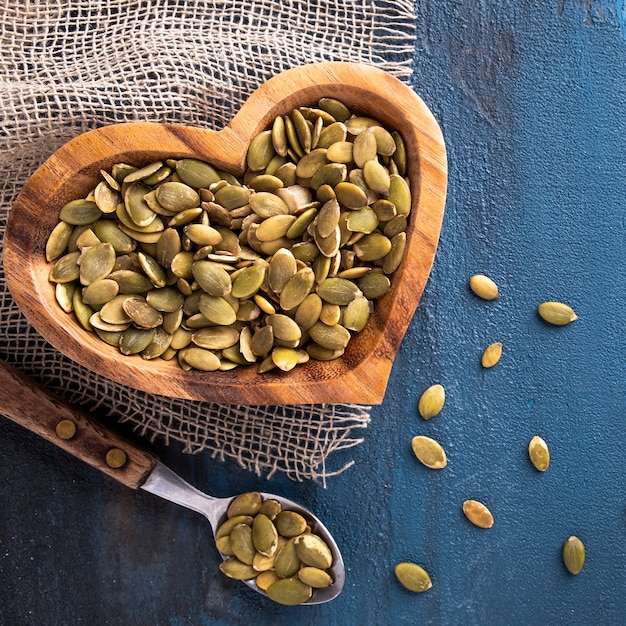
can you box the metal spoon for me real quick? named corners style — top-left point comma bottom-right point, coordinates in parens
top-left (0, 360), bottom-right (345, 604)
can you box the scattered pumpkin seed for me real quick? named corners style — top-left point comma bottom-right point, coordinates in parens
top-left (418, 384), bottom-right (445, 420)
top-left (394, 562), bottom-right (432, 593)
top-left (462, 500), bottom-right (494, 528)
top-left (562, 536), bottom-right (585, 575)
top-left (538, 301), bottom-right (578, 325)
top-left (469, 274), bottom-right (499, 300)
top-left (481, 342), bottom-right (503, 368)
top-left (528, 435), bottom-right (550, 471)
top-left (411, 435), bottom-right (447, 469)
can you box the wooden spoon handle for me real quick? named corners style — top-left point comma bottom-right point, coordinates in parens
top-left (0, 360), bottom-right (158, 489)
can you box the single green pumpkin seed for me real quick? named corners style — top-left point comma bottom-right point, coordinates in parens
top-left (79, 243), bottom-right (116, 286)
top-left (562, 536), bottom-right (585, 575)
top-left (274, 538), bottom-right (301, 578)
top-left (294, 533), bottom-right (333, 569)
top-left (528, 435), bottom-right (550, 471)
top-left (274, 510), bottom-right (308, 537)
top-left (45, 221), bottom-right (74, 262)
top-left (297, 567), bottom-right (333, 589)
top-left (252, 514), bottom-right (279, 556)
top-left (178, 346), bottom-right (221, 371)
top-left (418, 384), bottom-right (445, 420)
top-left (59, 199), bottom-right (101, 225)
top-left (394, 562), bottom-right (432, 593)
top-left (230, 523), bottom-right (256, 565)
top-left (469, 274), bottom-right (499, 300)
top-left (411, 435), bottom-right (447, 469)
top-left (538, 301), bottom-right (578, 325)
top-left (219, 557), bottom-right (258, 581)
top-left (266, 577), bottom-right (312, 606)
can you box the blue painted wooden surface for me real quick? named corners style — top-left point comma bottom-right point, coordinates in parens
top-left (1, 2), bottom-right (625, 624)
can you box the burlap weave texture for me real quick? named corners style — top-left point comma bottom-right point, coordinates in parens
top-left (0, 0), bottom-right (415, 481)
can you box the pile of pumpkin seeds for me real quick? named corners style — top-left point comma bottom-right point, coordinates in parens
top-left (45, 98), bottom-right (411, 374)
top-left (216, 492), bottom-right (334, 605)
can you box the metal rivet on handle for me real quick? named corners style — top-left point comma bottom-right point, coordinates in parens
top-left (105, 447), bottom-right (127, 469)
top-left (55, 419), bottom-right (77, 440)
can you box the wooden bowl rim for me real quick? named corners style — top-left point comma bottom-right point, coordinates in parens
top-left (4, 61), bottom-right (447, 405)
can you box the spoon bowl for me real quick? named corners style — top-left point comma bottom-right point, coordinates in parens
top-left (4, 62), bottom-right (447, 405)
top-left (142, 462), bottom-right (344, 604)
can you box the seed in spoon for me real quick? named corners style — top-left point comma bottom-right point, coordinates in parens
top-left (216, 492), bottom-right (336, 605)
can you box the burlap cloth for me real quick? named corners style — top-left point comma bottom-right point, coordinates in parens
top-left (0, 0), bottom-right (416, 482)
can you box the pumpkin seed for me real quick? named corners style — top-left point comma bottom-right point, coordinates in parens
top-left (81, 279), bottom-right (119, 307)
top-left (279, 267), bottom-right (316, 311)
top-left (342, 296), bottom-right (371, 332)
top-left (538, 301), bottom-right (578, 325)
top-left (274, 538), bottom-right (301, 578)
top-left (562, 536), bottom-right (585, 575)
top-left (256, 570), bottom-right (281, 591)
top-left (316, 277), bottom-right (361, 306)
top-left (59, 199), bottom-right (101, 225)
top-left (462, 500), bottom-right (494, 528)
top-left (469, 274), bottom-right (499, 300)
top-left (353, 232), bottom-right (392, 261)
top-left (248, 130), bottom-right (276, 171)
top-left (192, 261), bottom-right (232, 297)
top-left (122, 161), bottom-right (164, 183)
top-left (230, 523), bottom-right (257, 565)
top-left (358, 271), bottom-right (391, 299)
top-left (119, 327), bottom-right (156, 355)
top-left (50, 251), bottom-right (81, 283)
top-left (363, 159), bottom-right (391, 195)
top-left (294, 534), bottom-right (333, 570)
top-left (219, 557), bottom-right (258, 581)
top-left (178, 347), bottom-right (221, 371)
top-left (418, 384), bottom-right (445, 420)
top-left (192, 326), bottom-right (239, 350)
top-left (309, 322), bottom-right (351, 351)
top-left (155, 181), bottom-right (200, 212)
top-left (79, 243), bottom-right (116, 286)
top-left (481, 342), bottom-right (503, 368)
top-left (252, 514), bottom-right (279, 556)
top-left (46, 221), bottom-right (73, 262)
top-left (318, 97), bottom-right (350, 122)
top-left (266, 577), bottom-right (312, 606)
top-left (231, 263), bottom-right (266, 299)
top-left (297, 567), bottom-right (333, 588)
top-left (394, 563), bottom-right (432, 593)
top-left (272, 347), bottom-right (299, 371)
top-left (275, 511), bottom-right (308, 538)
top-left (411, 435), bottom-right (447, 469)
top-left (528, 435), bottom-right (550, 471)
top-left (227, 492), bottom-right (263, 518)
top-left (176, 158), bottom-right (221, 188)
top-left (295, 293), bottom-right (323, 330)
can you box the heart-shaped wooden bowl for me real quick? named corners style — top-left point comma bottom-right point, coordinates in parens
top-left (4, 62), bottom-right (446, 406)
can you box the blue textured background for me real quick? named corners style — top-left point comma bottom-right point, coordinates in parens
top-left (1, 2), bottom-right (625, 624)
